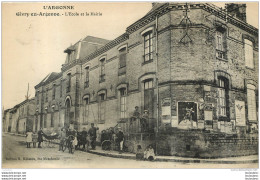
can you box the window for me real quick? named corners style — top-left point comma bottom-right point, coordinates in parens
top-left (120, 89), bottom-right (127, 119)
top-left (215, 28), bottom-right (226, 59)
top-left (36, 91), bottom-right (39, 104)
top-left (244, 39), bottom-right (254, 69)
top-left (66, 73), bottom-right (71, 93)
top-left (44, 114), bottom-right (47, 128)
top-left (119, 47), bottom-right (127, 68)
top-left (83, 98), bottom-right (89, 124)
top-left (85, 67), bottom-right (89, 88)
top-left (217, 77), bottom-right (229, 117)
top-left (143, 32), bottom-right (153, 62)
top-left (247, 84), bottom-right (257, 121)
top-left (99, 58), bottom-right (105, 83)
top-left (45, 88), bottom-right (48, 102)
top-left (98, 93), bottom-right (105, 123)
top-left (143, 79), bottom-right (154, 118)
top-left (52, 84), bottom-right (56, 100)
top-left (51, 112), bottom-right (54, 127)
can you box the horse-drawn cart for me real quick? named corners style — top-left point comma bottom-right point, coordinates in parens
top-left (42, 133), bottom-right (59, 148)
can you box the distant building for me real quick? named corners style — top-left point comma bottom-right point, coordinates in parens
top-left (3, 98), bottom-right (35, 134)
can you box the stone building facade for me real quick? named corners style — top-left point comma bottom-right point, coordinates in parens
top-left (3, 98), bottom-right (35, 134)
top-left (4, 2), bottom-right (257, 156)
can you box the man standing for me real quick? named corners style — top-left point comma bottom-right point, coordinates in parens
top-left (37, 128), bottom-right (44, 148)
top-left (81, 127), bottom-right (88, 151)
top-left (88, 123), bottom-right (97, 150)
top-left (59, 128), bottom-right (66, 151)
top-left (116, 127), bottom-right (124, 154)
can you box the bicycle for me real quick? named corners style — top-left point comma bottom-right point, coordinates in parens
top-left (62, 135), bottom-right (76, 154)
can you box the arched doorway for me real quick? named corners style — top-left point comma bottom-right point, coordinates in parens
top-left (65, 98), bottom-right (71, 128)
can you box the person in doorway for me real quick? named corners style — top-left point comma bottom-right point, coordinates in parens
top-left (37, 128), bottom-right (44, 148)
top-left (131, 106), bottom-right (140, 124)
top-left (88, 123), bottom-right (97, 150)
top-left (116, 127), bottom-right (124, 154)
top-left (26, 130), bottom-right (33, 148)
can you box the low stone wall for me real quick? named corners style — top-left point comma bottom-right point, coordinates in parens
top-left (157, 129), bottom-right (258, 158)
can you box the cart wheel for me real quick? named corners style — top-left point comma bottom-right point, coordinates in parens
top-left (124, 141), bottom-right (134, 153)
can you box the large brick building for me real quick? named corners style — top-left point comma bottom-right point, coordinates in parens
top-left (6, 2), bottom-right (257, 157)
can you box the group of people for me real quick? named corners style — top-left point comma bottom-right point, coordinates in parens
top-left (100, 127), bottom-right (124, 153)
top-left (136, 144), bottom-right (156, 161)
top-left (25, 128), bottom-right (44, 148)
top-left (58, 123), bottom-right (98, 152)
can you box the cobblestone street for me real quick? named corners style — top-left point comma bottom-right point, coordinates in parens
top-left (2, 133), bottom-right (257, 168)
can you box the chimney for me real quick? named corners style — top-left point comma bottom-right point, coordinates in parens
top-left (226, 3), bottom-right (247, 23)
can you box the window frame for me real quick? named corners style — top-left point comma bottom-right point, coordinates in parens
top-left (244, 39), bottom-right (254, 69)
top-left (247, 84), bottom-right (257, 121)
top-left (143, 31), bottom-right (153, 63)
top-left (217, 77), bottom-right (229, 118)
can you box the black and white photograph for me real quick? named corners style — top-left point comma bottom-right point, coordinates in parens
top-left (1, 1), bottom-right (258, 171)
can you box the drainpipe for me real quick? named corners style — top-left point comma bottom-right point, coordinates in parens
top-left (155, 14), bottom-right (159, 155)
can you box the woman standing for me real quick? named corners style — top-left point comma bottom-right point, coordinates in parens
top-left (26, 130), bottom-right (33, 148)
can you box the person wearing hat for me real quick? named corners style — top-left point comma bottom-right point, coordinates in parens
top-left (140, 110), bottom-right (149, 132)
top-left (116, 127), bottom-right (124, 154)
top-left (88, 123), bottom-right (97, 150)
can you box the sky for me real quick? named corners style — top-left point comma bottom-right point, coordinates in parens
top-left (2, 2), bottom-right (259, 109)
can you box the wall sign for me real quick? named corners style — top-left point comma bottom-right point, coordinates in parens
top-left (235, 100), bottom-right (246, 126)
top-left (178, 102), bottom-right (197, 124)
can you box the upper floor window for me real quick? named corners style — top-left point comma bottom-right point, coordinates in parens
top-left (143, 31), bottom-right (153, 62)
top-left (215, 28), bottom-right (227, 60)
top-left (247, 84), bottom-right (257, 121)
top-left (85, 67), bottom-right (90, 88)
top-left (36, 91), bottom-right (39, 104)
top-left (52, 84), bottom-right (56, 100)
top-left (119, 47), bottom-right (127, 68)
top-left (99, 58), bottom-right (105, 83)
top-left (66, 73), bottom-right (71, 93)
top-left (45, 88), bottom-right (48, 102)
top-left (244, 39), bottom-right (254, 69)
top-left (217, 77), bottom-right (229, 117)
top-left (83, 97), bottom-right (89, 124)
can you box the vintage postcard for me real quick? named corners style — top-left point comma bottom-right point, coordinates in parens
top-left (2, 2), bottom-right (258, 169)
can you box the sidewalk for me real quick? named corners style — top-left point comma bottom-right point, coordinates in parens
top-left (4, 132), bottom-right (258, 164)
top-left (88, 146), bottom-right (258, 164)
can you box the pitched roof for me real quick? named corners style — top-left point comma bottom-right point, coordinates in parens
top-left (82, 36), bottom-right (110, 45)
top-left (35, 72), bottom-right (61, 88)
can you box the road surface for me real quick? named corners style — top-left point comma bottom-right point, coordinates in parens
top-left (2, 133), bottom-right (257, 168)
